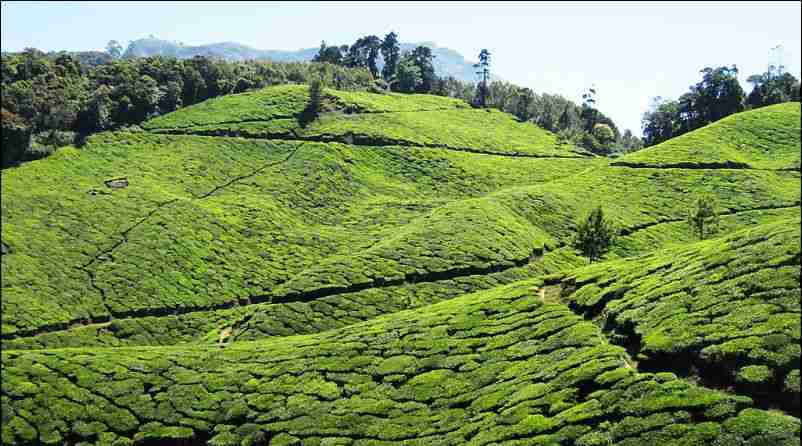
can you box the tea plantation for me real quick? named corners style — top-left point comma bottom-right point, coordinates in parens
top-left (1, 85), bottom-right (800, 445)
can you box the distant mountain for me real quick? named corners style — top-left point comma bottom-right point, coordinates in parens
top-left (122, 37), bottom-right (486, 83)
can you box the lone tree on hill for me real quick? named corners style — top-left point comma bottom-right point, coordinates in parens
top-left (573, 206), bottom-right (617, 262)
top-left (474, 49), bottom-right (491, 107)
top-left (688, 195), bottom-right (720, 239)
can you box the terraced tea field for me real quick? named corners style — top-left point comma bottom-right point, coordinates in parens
top-left (1, 86), bottom-right (800, 445)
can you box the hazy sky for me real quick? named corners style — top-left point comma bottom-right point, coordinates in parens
top-left (2, 1), bottom-right (800, 135)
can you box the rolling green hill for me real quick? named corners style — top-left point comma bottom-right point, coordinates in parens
top-left (614, 102), bottom-right (801, 170)
top-left (1, 85), bottom-right (800, 445)
top-left (3, 274), bottom-right (800, 446)
top-left (561, 219), bottom-right (801, 414)
top-left (142, 85), bottom-right (584, 158)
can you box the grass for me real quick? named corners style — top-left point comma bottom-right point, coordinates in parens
top-left (615, 102), bottom-right (801, 170)
top-left (1, 84), bottom-right (801, 444)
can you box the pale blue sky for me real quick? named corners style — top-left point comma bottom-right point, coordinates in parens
top-left (2, 1), bottom-right (800, 135)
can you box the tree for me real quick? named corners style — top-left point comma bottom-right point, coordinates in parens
top-left (380, 32), bottom-right (400, 83)
top-left (641, 97), bottom-right (680, 146)
top-left (642, 65), bottom-right (747, 148)
top-left (1, 109), bottom-right (31, 168)
top-left (106, 40), bottom-right (123, 59)
top-left (300, 77), bottom-right (324, 125)
top-left (687, 195), bottom-right (719, 240)
top-left (558, 106), bottom-right (575, 131)
top-left (573, 207), bottom-right (617, 262)
top-left (746, 71), bottom-right (800, 109)
top-left (581, 85), bottom-right (598, 129)
top-left (618, 129), bottom-right (643, 153)
top-left (510, 87), bottom-right (535, 121)
top-left (76, 85), bottom-right (113, 134)
top-left (409, 46), bottom-right (436, 93)
top-left (592, 123), bottom-right (615, 146)
top-left (394, 55), bottom-right (422, 93)
top-left (474, 49), bottom-right (491, 107)
top-left (683, 66), bottom-right (745, 130)
top-left (344, 35), bottom-right (382, 78)
top-left (314, 41), bottom-right (344, 65)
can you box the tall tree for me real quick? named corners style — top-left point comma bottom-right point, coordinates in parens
top-left (394, 54), bottom-right (422, 93)
top-left (688, 65), bottom-right (745, 127)
top-left (344, 36), bottom-right (382, 78)
top-left (474, 49), bottom-right (491, 107)
top-left (641, 97), bottom-right (681, 146)
top-left (558, 105), bottom-right (576, 131)
top-left (380, 32), bottom-right (401, 83)
top-left (409, 46), bottom-right (436, 93)
top-left (746, 71), bottom-right (800, 109)
top-left (580, 85), bottom-right (598, 131)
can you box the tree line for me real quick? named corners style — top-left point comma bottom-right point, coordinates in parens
top-left (313, 32), bottom-right (438, 95)
top-left (1, 49), bottom-right (376, 167)
top-left (1, 40), bottom-right (636, 168)
top-left (642, 65), bottom-right (800, 147)
top-left (313, 33), bottom-right (641, 156)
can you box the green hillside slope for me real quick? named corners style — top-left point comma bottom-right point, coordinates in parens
top-left (561, 218), bottom-right (801, 414)
top-left (2, 85), bottom-right (800, 444)
top-left (3, 279), bottom-right (800, 446)
top-left (614, 102), bottom-right (801, 170)
top-left (142, 85), bottom-right (586, 158)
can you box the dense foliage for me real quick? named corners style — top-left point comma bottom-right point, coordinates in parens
top-left (2, 34), bottom-right (641, 167)
top-left (0, 48), bottom-right (375, 168)
top-left (312, 34), bottom-right (636, 156)
top-left (642, 66), bottom-right (800, 146)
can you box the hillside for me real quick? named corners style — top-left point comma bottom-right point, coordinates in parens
top-left (122, 37), bottom-right (488, 83)
top-left (615, 102), bottom-right (801, 170)
top-left (1, 86), bottom-right (800, 445)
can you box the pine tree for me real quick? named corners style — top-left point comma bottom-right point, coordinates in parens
top-left (687, 195), bottom-right (719, 239)
top-left (474, 49), bottom-right (491, 107)
top-left (381, 32), bottom-right (401, 83)
top-left (573, 207), bottom-right (617, 262)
